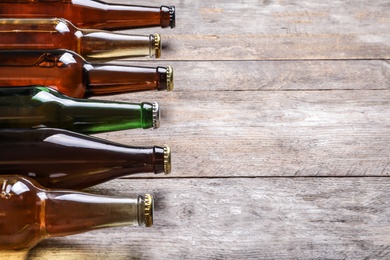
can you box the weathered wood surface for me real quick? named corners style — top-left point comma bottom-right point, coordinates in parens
top-left (93, 61), bottom-right (390, 178)
top-left (2, 0), bottom-right (390, 259)
top-left (127, 0), bottom-right (390, 60)
top-left (114, 60), bottom-right (390, 91)
top-left (2, 178), bottom-right (390, 259)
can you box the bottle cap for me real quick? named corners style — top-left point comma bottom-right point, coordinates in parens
top-left (152, 102), bottom-right (160, 129)
top-left (153, 33), bottom-right (161, 58)
top-left (144, 194), bottom-right (154, 227)
top-left (164, 145), bottom-right (171, 174)
top-left (169, 6), bottom-right (176, 28)
top-left (160, 6), bottom-right (175, 29)
top-left (166, 65), bottom-right (174, 91)
top-left (157, 66), bottom-right (174, 91)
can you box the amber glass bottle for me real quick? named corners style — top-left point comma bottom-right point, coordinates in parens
top-left (0, 49), bottom-right (173, 98)
top-left (0, 175), bottom-right (153, 250)
top-left (0, 18), bottom-right (162, 61)
top-left (0, 128), bottom-right (171, 189)
top-left (0, 86), bottom-right (160, 134)
top-left (0, 0), bottom-right (175, 30)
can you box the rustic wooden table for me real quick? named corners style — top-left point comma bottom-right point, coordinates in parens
top-left (3, 0), bottom-right (390, 259)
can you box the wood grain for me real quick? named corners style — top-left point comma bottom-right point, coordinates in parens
top-left (92, 60), bottom-right (390, 178)
top-left (112, 60), bottom-right (390, 91)
top-left (92, 89), bottom-right (390, 178)
top-left (123, 0), bottom-right (390, 60)
top-left (2, 0), bottom-right (390, 258)
top-left (2, 178), bottom-right (390, 259)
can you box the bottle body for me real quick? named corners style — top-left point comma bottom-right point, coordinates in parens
top-left (0, 49), bottom-right (173, 98)
top-left (0, 18), bottom-right (161, 60)
top-left (0, 128), bottom-right (171, 189)
top-left (0, 0), bottom-right (175, 30)
top-left (0, 86), bottom-right (160, 134)
top-left (0, 175), bottom-right (153, 250)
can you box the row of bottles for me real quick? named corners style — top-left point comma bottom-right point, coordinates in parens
top-left (0, 0), bottom-right (176, 251)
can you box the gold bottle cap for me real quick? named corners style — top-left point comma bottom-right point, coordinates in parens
top-left (144, 194), bottom-right (154, 227)
top-left (166, 66), bottom-right (174, 91)
top-left (153, 33), bottom-right (161, 58)
top-left (164, 145), bottom-right (171, 174)
top-left (152, 102), bottom-right (160, 129)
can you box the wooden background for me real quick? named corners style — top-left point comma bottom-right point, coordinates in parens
top-left (3, 0), bottom-right (390, 259)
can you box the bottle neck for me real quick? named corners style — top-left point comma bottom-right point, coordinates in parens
top-left (80, 31), bottom-right (161, 60)
top-left (44, 193), bottom-right (153, 237)
top-left (69, 101), bottom-right (159, 133)
top-left (47, 144), bottom-right (169, 189)
top-left (41, 145), bottom-right (167, 189)
top-left (59, 98), bottom-right (160, 133)
top-left (71, 0), bottom-right (175, 30)
top-left (85, 64), bottom-right (173, 96)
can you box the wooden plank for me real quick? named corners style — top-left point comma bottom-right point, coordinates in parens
top-left (93, 90), bottom-right (390, 177)
top-left (124, 0), bottom-right (390, 60)
top-left (0, 0), bottom-right (388, 259)
top-left (2, 178), bottom-right (389, 259)
top-left (113, 60), bottom-right (390, 91)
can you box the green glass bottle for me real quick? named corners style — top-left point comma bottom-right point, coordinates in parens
top-left (0, 86), bottom-right (160, 134)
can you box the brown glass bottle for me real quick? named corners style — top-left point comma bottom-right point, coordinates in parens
top-left (0, 18), bottom-right (162, 61)
top-left (0, 49), bottom-right (173, 98)
top-left (0, 128), bottom-right (171, 189)
top-left (0, 0), bottom-right (175, 30)
top-left (0, 175), bottom-right (153, 250)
